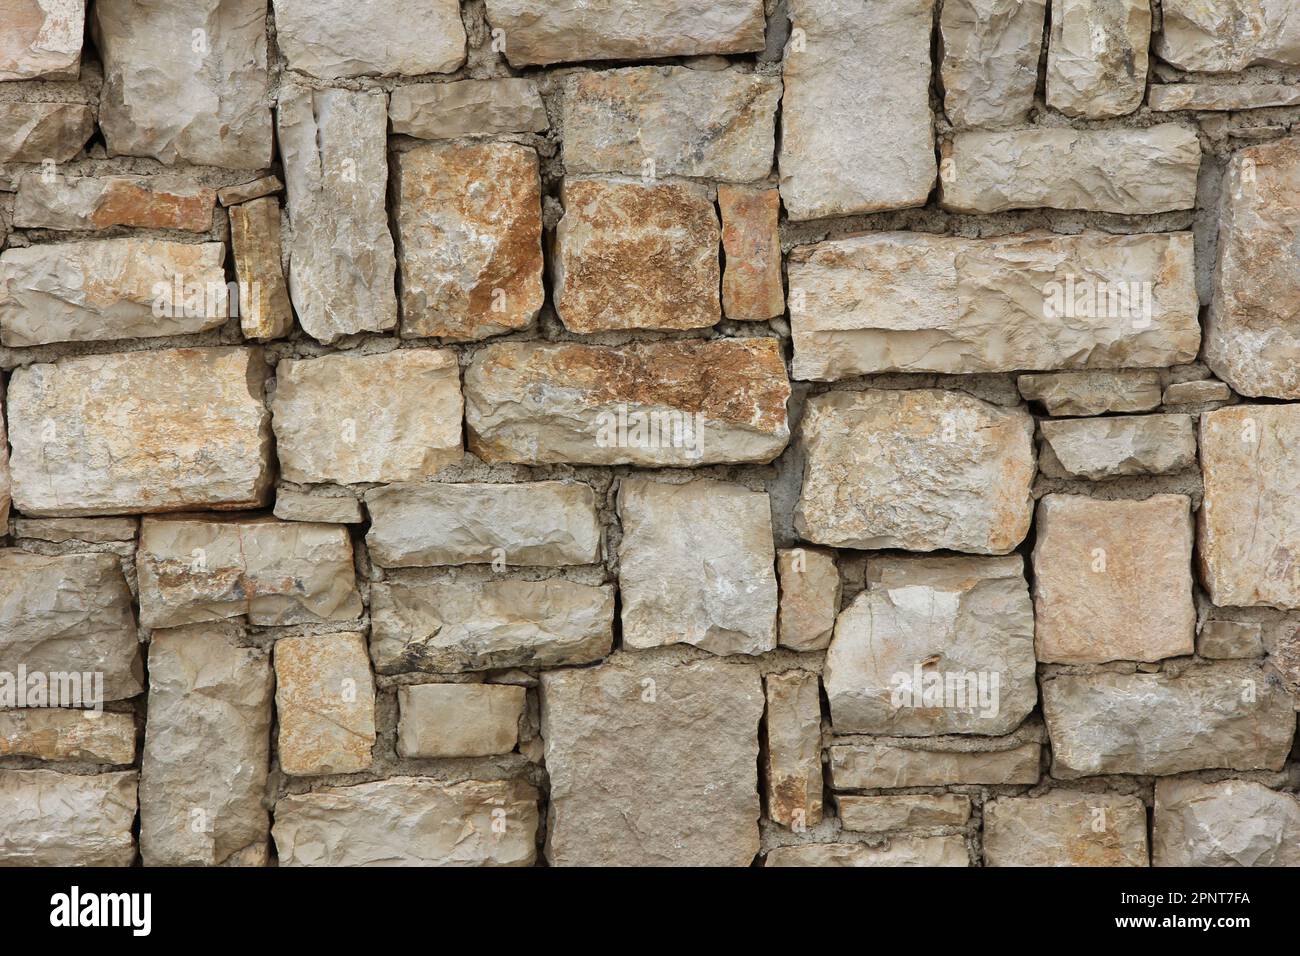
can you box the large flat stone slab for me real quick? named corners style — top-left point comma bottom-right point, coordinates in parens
top-left (939, 0), bottom-right (1046, 127)
top-left (984, 792), bottom-right (1149, 867)
top-left (1156, 0), bottom-right (1300, 71)
top-left (14, 174), bottom-right (215, 232)
top-left (0, 769), bottom-right (137, 866)
top-left (0, 0), bottom-right (85, 80)
top-left (1153, 778), bottom-right (1300, 867)
top-left (829, 730), bottom-right (1043, 789)
top-left (1046, 0), bottom-right (1150, 118)
top-left (272, 0), bottom-right (465, 78)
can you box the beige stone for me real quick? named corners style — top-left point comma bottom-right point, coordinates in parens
top-left (764, 671), bottom-right (822, 831)
top-left (0, 0), bottom-right (85, 80)
top-left (1198, 620), bottom-right (1264, 660)
top-left (14, 173), bottom-right (214, 232)
top-left (829, 733), bottom-right (1043, 788)
top-left (837, 794), bottom-right (972, 832)
top-left (12, 516), bottom-right (138, 543)
top-left (1046, 0), bottom-right (1151, 118)
top-left (389, 79), bottom-right (547, 139)
top-left (777, 547), bottom-right (840, 652)
top-left (229, 197), bottom-right (292, 341)
top-left (275, 632), bottom-right (376, 776)
top-left (0, 102), bottom-right (94, 163)
top-left (1018, 370), bottom-right (1164, 416)
top-left (0, 384), bottom-right (8, 530)
top-left (272, 0), bottom-right (465, 78)
top-left (1154, 778), bottom-right (1300, 867)
top-left (397, 683), bottom-right (525, 758)
top-left (766, 836), bottom-right (970, 867)
top-left (0, 709), bottom-right (135, 764)
top-left (1150, 83), bottom-right (1300, 112)
top-left (984, 792), bottom-right (1149, 867)
top-left (0, 769), bottom-right (137, 866)
top-left (720, 185), bottom-right (784, 321)
top-left (939, 0), bottom-right (1046, 127)
top-left (1039, 415), bottom-right (1197, 479)
top-left (1164, 379), bottom-right (1232, 405)
top-left (217, 175), bottom-right (282, 207)
top-left (1156, 0), bottom-right (1300, 72)
top-left (272, 491), bottom-right (364, 525)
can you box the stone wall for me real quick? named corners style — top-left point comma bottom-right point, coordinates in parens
top-left (1, 0), bottom-right (1299, 867)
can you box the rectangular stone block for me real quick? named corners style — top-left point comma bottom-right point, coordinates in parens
top-left (939, 0), bottom-right (1046, 127)
top-left (1149, 84), bottom-right (1300, 112)
top-left (0, 769), bottom-right (137, 866)
top-left (984, 792), bottom-right (1149, 867)
top-left (777, 547), bottom-right (839, 652)
top-left (1156, 0), bottom-right (1300, 71)
top-left (272, 491), bottom-right (364, 525)
top-left (272, 0), bottom-right (465, 78)
top-left (1198, 620), bottom-right (1265, 660)
top-left (14, 174), bottom-right (214, 232)
top-left (766, 836), bottom-right (970, 867)
top-left (764, 670), bottom-right (823, 831)
top-left (1039, 415), bottom-right (1196, 479)
top-left (837, 794), bottom-right (972, 832)
top-left (229, 197), bottom-right (292, 341)
top-left (1018, 370), bottom-right (1164, 416)
top-left (0, 0), bottom-right (85, 80)
top-left (0, 709), bottom-right (135, 764)
top-left (1163, 379), bottom-right (1232, 405)
top-left (1046, 0), bottom-right (1150, 118)
top-left (275, 632), bottom-right (376, 777)
top-left (829, 734), bottom-right (1043, 788)
top-left (218, 175), bottom-right (282, 207)
top-left (397, 683), bottom-right (525, 758)
top-left (1154, 778), bottom-right (1300, 867)
top-left (390, 78), bottom-right (547, 139)
top-left (13, 516), bottom-right (139, 544)
top-left (720, 185), bottom-right (784, 321)
top-left (0, 102), bottom-right (94, 163)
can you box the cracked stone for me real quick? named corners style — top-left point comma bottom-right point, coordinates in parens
top-left (939, 0), bottom-right (1046, 127)
top-left (275, 631), bottom-right (376, 777)
top-left (0, 102), bottom-right (94, 163)
top-left (0, 709), bottom-right (135, 764)
top-left (1039, 414), bottom-right (1197, 479)
top-left (1046, 0), bottom-right (1151, 119)
top-left (1156, 0), bottom-right (1300, 72)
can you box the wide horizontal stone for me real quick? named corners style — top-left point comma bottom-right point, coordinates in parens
top-left (0, 550), bottom-right (141, 702)
top-left (397, 683), bottom-right (526, 758)
top-left (217, 175), bottom-right (282, 207)
top-left (829, 731), bottom-right (1043, 788)
top-left (0, 102), bottom-right (94, 163)
top-left (720, 185), bottom-right (784, 321)
top-left (483, 0), bottom-right (766, 65)
top-left (766, 836), bottom-right (970, 867)
top-left (7, 347), bottom-right (272, 516)
top-left (273, 777), bottom-right (539, 866)
top-left (984, 792), bottom-right (1149, 867)
top-left (939, 0), bottom-right (1046, 127)
top-left (465, 339), bottom-right (791, 467)
top-left (1153, 778), bottom-right (1300, 866)
top-left (272, 491), bottom-right (364, 525)
top-left (272, 350), bottom-right (463, 484)
top-left (0, 769), bottom-right (137, 866)
top-left (789, 231), bottom-right (1200, 380)
top-left (826, 555), bottom-right (1037, 735)
top-left (394, 141), bottom-right (543, 340)
top-left (777, 547), bottom-right (840, 652)
top-left (135, 516), bottom-right (362, 629)
top-left (0, 239), bottom-right (227, 347)
top-left (0, 709), bottom-right (135, 764)
top-left (1041, 662), bottom-right (1297, 777)
top-left (369, 577), bottom-right (615, 673)
top-left (0, 0), bottom-right (85, 80)
top-left (1164, 379), bottom-right (1232, 405)
top-left (229, 197), bottom-right (292, 341)
top-left (837, 794), bottom-right (972, 832)
top-left (272, 0), bottom-right (465, 78)
top-left (1046, 0), bottom-right (1150, 119)
top-left (941, 126), bottom-right (1201, 214)
top-left (1018, 370), bottom-right (1164, 416)
top-left (563, 66), bottom-right (779, 181)
top-left (796, 389), bottom-right (1035, 554)
top-left (764, 670), bottom-right (823, 831)
top-left (1198, 620), bottom-right (1265, 660)
top-left (14, 174), bottom-right (214, 232)
top-left (275, 632), bottom-right (376, 777)
top-left (1156, 0), bottom-right (1300, 71)
top-left (390, 79), bottom-right (547, 139)
top-left (1149, 84), bottom-right (1300, 112)
top-left (1039, 414), bottom-right (1197, 479)
top-left (12, 516), bottom-right (138, 543)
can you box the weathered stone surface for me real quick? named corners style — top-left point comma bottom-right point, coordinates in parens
top-left (273, 0), bottom-right (465, 78)
top-left (1018, 370), bottom-right (1164, 416)
top-left (618, 478), bottom-right (778, 656)
top-left (554, 178), bottom-right (718, 333)
top-left (764, 670), bottom-right (823, 830)
top-left (8, 347), bottom-right (272, 516)
top-left (1164, 379), bottom-right (1232, 405)
top-left (1150, 84), bottom-right (1300, 112)
top-left (789, 232), bottom-right (1200, 380)
top-left (826, 555), bottom-right (1037, 735)
top-left (394, 142), bottom-right (543, 340)
top-left (1156, 0), bottom-right (1300, 72)
top-left (0, 385), bottom-right (8, 530)
top-left (136, 516), bottom-right (362, 629)
top-left (12, 516), bottom-right (138, 543)
top-left (777, 547), bottom-right (840, 652)
top-left (0, 0), bottom-right (85, 80)
top-left (0, 709), bottom-right (135, 764)
top-left (390, 79), bottom-right (547, 139)
top-left (273, 777), bottom-right (539, 866)
top-left (939, 0), bottom-right (1046, 127)
top-left (229, 197), bottom-right (292, 341)
top-left (1199, 404), bottom-right (1300, 608)
top-left (272, 491), bottom-right (364, 525)
top-left (0, 102), bottom-right (93, 163)
top-left (1204, 136), bottom-right (1300, 399)
top-left (0, 239), bottom-right (227, 347)
top-left (941, 126), bottom-right (1201, 214)
top-left (397, 683), bottom-right (525, 758)
top-left (369, 578), bottom-right (615, 673)
top-left (563, 66), bottom-right (779, 181)
top-left (483, 0), bottom-right (766, 66)
top-left (766, 836), bottom-right (970, 867)
top-left (0, 769), bottom-right (137, 866)
top-left (829, 735), bottom-right (1043, 789)
top-left (780, 0), bottom-right (936, 220)
top-left (139, 628), bottom-right (272, 866)
top-left (278, 86), bottom-right (397, 343)
top-left (14, 174), bottom-right (214, 232)
top-left (1198, 620), bottom-right (1265, 660)
top-left (984, 792), bottom-right (1149, 867)
top-left (1040, 415), bottom-right (1197, 479)
top-left (541, 654), bottom-right (763, 866)
top-left (1153, 778), bottom-right (1300, 867)
top-left (720, 185), bottom-right (784, 321)
top-left (366, 481), bottom-right (601, 569)
top-left (1046, 0), bottom-right (1150, 119)
top-left (0, 550), bottom-right (141, 701)
top-left (1041, 663), bottom-right (1296, 777)
top-left (275, 632), bottom-right (376, 776)
top-left (272, 350), bottom-right (463, 484)
top-left (1033, 495), bottom-right (1194, 664)
top-left (94, 0), bottom-right (273, 167)
top-left (796, 389), bottom-right (1035, 554)
top-left (465, 339), bottom-right (791, 466)
top-left (837, 794), bottom-right (972, 832)
top-left (217, 175), bottom-right (282, 207)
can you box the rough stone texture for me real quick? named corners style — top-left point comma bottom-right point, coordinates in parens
top-left (0, 385), bottom-right (8, 530)
top-left (789, 231), bottom-right (1200, 379)
top-left (780, 0), bottom-right (936, 221)
top-left (277, 86), bottom-right (397, 343)
top-left (826, 555), bottom-right (1037, 735)
top-left (795, 389), bottom-right (1035, 554)
top-left (0, 770), bottom-right (137, 866)
top-left (275, 632), bottom-right (376, 776)
top-left (0, 550), bottom-right (142, 701)
top-left (554, 178), bottom-right (719, 333)
top-left (1018, 370), bottom-right (1164, 416)
top-left (1198, 620), bottom-right (1265, 660)
top-left (12, 516), bottom-right (138, 543)
top-left (464, 339), bottom-right (791, 467)
top-left (720, 185), bottom-right (784, 321)
top-left (0, 0), bottom-right (85, 80)
top-left (776, 547), bottom-right (840, 652)
top-left (483, 0), bottom-right (767, 66)
top-left (93, 0), bottom-right (273, 168)
top-left (829, 733), bottom-right (1043, 788)
top-left (369, 578), bottom-right (615, 673)
top-left (1199, 404), bottom-right (1300, 609)
top-left (272, 0), bottom-right (465, 78)
top-left (0, 709), bottom-right (135, 764)
top-left (229, 197), bottom-right (292, 341)
top-left (217, 175), bottom-right (282, 207)
top-left (139, 628), bottom-right (273, 867)
top-left (1041, 663), bottom-right (1297, 777)
top-left (1164, 379), bottom-right (1232, 404)
top-left (1046, 0), bottom-right (1151, 119)
top-left (397, 683), bottom-right (526, 758)
top-left (390, 79), bottom-right (547, 139)
top-left (272, 491), bottom-right (364, 525)
top-left (0, 239), bottom-right (228, 347)
top-left (0, 102), bottom-right (94, 163)
top-left (764, 670), bottom-right (823, 830)
top-left (563, 67), bottom-right (779, 181)
top-left (617, 477), bottom-right (778, 656)
top-left (1153, 778), bottom-right (1300, 867)
top-left (765, 836), bottom-right (970, 867)
top-left (837, 794), bottom-right (972, 832)
top-left (984, 792), bottom-right (1149, 867)
top-left (273, 777), bottom-right (539, 866)
top-left (939, 0), bottom-right (1046, 127)
top-left (135, 516), bottom-right (362, 629)
top-left (1150, 83), bottom-right (1300, 112)
top-left (394, 142), bottom-right (543, 340)
top-left (14, 174), bottom-right (214, 232)
top-left (1039, 414), bottom-right (1197, 479)
top-left (940, 126), bottom-right (1201, 214)
top-left (366, 481), bottom-right (601, 568)
top-left (541, 655), bottom-right (764, 866)
top-left (272, 350), bottom-right (463, 484)
top-left (1156, 0), bottom-right (1300, 72)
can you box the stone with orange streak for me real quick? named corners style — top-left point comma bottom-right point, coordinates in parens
top-left (719, 185), bottom-right (784, 321)
top-left (776, 546), bottom-right (839, 652)
top-left (0, 709), bottom-right (136, 764)
top-left (14, 173), bottom-right (214, 232)
top-left (274, 632), bottom-right (376, 777)
top-left (0, 0), bottom-right (85, 80)
top-left (764, 670), bottom-right (823, 831)
top-left (229, 197), bottom-right (293, 341)
top-left (984, 792), bottom-right (1149, 867)
top-left (0, 102), bottom-right (94, 163)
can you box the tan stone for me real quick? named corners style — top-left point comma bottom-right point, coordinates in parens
top-left (275, 632), bottom-right (376, 777)
top-left (0, 383), bottom-right (8, 530)
top-left (397, 683), bottom-right (525, 758)
top-left (217, 176), bottom-right (282, 207)
top-left (766, 836), bottom-right (970, 867)
top-left (1149, 83), bottom-right (1300, 112)
top-left (829, 728), bottom-right (1043, 788)
top-left (0, 769), bottom-right (137, 866)
top-left (1198, 620), bottom-right (1264, 660)
top-left (12, 516), bottom-right (138, 543)
top-left (777, 547), bottom-right (839, 652)
top-left (939, 0), bottom-right (1046, 127)
top-left (764, 670), bottom-right (823, 831)
top-left (271, 0), bottom-right (465, 78)
top-left (272, 491), bottom-right (364, 525)
top-left (0, 0), bottom-right (85, 80)
top-left (1018, 370), bottom-right (1164, 416)
top-left (229, 197), bottom-right (292, 341)
top-left (0, 102), bottom-right (94, 163)
top-left (0, 709), bottom-right (135, 764)
top-left (1164, 379), bottom-right (1232, 405)
top-left (389, 79), bottom-right (547, 139)
top-left (720, 185), bottom-right (784, 321)
top-left (1153, 778), bottom-right (1300, 867)
top-left (1046, 0), bottom-right (1151, 119)
top-left (1039, 415), bottom-right (1197, 479)
top-left (837, 794), bottom-right (971, 832)
top-left (984, 792), bottom-right (1149, 867)
top-left (14, 174), bottom-right (214, 231)
top-left (1156, 0), bottom-right (1300, 72)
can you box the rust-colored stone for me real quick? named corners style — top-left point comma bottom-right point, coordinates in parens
top-left (720, 185), bottom-right (784, 321)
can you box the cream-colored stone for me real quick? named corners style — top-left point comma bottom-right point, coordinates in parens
top-left (829, 730), bottom-right (1043, 788)
top-left (984, 792), bottom-right (1149, 867)
top-left (0, 0), bottom-right (85, 80)
top-left (389, 79), bottom-right (547, 139)
top-left (1156, 0), bottom-right (1300, 72)
top-left (1163, 379), bottom-right (1232, 405)
top-left (1153, 778), bottom-right (1300, 867)
top-left (217, 175), bottom-right (282, 207)
top-left (272, 491), bottom-right (364, 525)
top-left (14, 173), bottom-right (214, 231)
top-left (0, 102), bottom-right (93, 163)
top-left (397, 683), bottom-right (525, 758)
top-left (1046, 0), bottom-right (1151, 118)
top-left (1198, 620), bottom-right (1264, 660)
top-left (1039, 414), bottom-right (1197, 479)
top-left (766, 836), bottom-right (970, 867)
top-left (11, 516), bottom-right (138, 543)
top-left (275, 632), bottom-right (376, 777)
top-left (1149, 83), bottom-right (1300, 112)
top-left (1018, 370), bottom-right (1164, 416)
top-left (777, 547), bottom-right (839, 652)
top-left (272, 0), bottom-right (465, 78)
top-left (939, 0), bottom-right (1046, 127)
top-left (0, 769), bottom-right (137, 866)
top-left (837, 794), bottom-right (972, 832)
